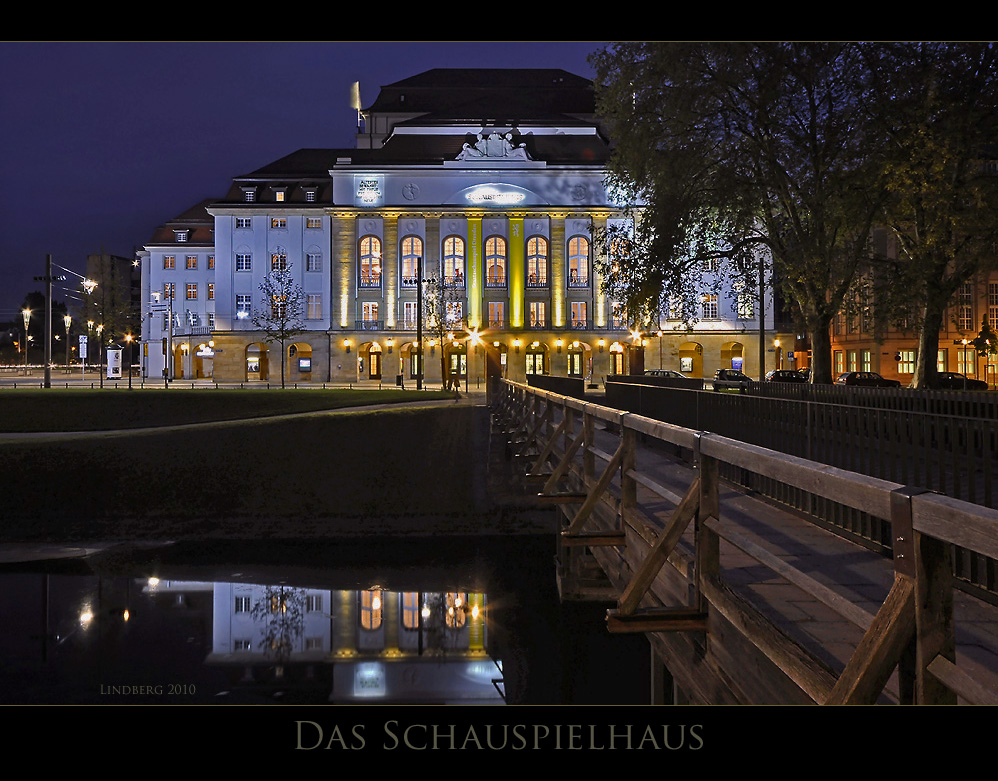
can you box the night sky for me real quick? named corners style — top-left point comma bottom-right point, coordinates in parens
top-left (0, 41), bottom-right (601, 321)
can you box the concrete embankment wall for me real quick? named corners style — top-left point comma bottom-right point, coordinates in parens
top-left (1, 405), bottom-right (515, 542)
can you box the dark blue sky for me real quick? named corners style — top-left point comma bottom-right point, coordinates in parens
top-left (0, 41), bottom-right (601, 320)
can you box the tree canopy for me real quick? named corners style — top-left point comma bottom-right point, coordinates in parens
top-left (590, 43), bottom-right (914, 383)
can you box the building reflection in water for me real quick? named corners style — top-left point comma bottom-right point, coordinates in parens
top-left (140, 579), bottom-right (501, 704)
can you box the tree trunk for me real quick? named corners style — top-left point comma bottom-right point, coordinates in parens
top-left (912, 305), bottom-right (945, 389)
top-left (808, 315), bottom-right (835, 384)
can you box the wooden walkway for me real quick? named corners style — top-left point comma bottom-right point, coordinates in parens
top-left (492, 380), bottom-right (998, 705)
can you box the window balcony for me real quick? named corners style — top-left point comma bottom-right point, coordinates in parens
top-left (570, 319), bottom-right (593, 330)
top-left (526, 273), bottom-right (548, 288)
top-left (358, 273), bottom-right (382, 288)
top-left (443, 274), bottom-right (465, 287)
top-left (484, 272), bottom-right (507, 288)
top-left (527, 319), bottom-right (547, 330)
top-left (567, 273), bottom-right (589, 288)
top-left (354, 319), bottom-right (384, 331)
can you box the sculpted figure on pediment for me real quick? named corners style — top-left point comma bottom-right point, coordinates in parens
top-left (457, 130), bottom-right (530, 160)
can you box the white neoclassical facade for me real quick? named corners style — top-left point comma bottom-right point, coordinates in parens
top-left (139, 69), bottom-right (776, 384)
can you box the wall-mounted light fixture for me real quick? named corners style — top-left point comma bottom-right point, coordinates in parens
top-left (556, 338), bottom-right (563, 353)
top-left (387, 337), bottom-right (393, 354)
top-left (344, 339), bottom-right (351, 354)
top-left (598, 338), bottom-right (605, 353)
top-left (513, 338), bottom-right (521, 354)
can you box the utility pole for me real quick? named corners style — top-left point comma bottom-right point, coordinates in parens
top-left (33, 254), bottom-right (64, 389)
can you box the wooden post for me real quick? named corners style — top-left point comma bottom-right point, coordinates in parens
top-left (695, 435), bottom-right (720, 614)
top-left (914, 529), bottom-right (958, 704)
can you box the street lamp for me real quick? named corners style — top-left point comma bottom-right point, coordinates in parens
top-left (64, 314), bottom-right (71, 372)
top-left (125, 333), bottom-right (133, 389)
top-left (96, 323), bottom-right (104, 388)
top-left (22, 308), bottom-right (30, 375)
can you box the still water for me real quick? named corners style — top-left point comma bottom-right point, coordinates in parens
top-left (0, 535), bottom-right (650, 705)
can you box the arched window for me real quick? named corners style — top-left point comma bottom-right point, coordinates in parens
top-left (485, 236), bottom-right (507, 286)
top-left (359, 236), bottom-right (382, 287)
top-left (443, 236), bottom-right (465, 286)
top-left (568, 236), bottom-right (590, 287)
top-left (445, 592), bottom-right (467, 629)
top-left (400, 235), bottom-right (422, 287)
top-left (526, 236), bottom-right (548, 287)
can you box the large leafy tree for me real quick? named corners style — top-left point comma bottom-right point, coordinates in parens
top-left (870, 42), bottom-right (998, 388)
top-left (591, 42), bottom-right (886, 383)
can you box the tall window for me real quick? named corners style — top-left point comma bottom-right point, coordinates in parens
top-left (485, 236), bottom-right (507, 286)
top-left (446, 301), bottom-right (463, 326)
top-left (570, 301), bottom-right (588, 328)
top-left (235, 253), bottom-right (252, 271)
top-left (306, 294), bottom-right (322, 320)
top-left (400, 236), bottom-right (422, 286)
top-left (702, 294), bottom-right (718, 319)
top-left (526, 236), bottom-right (548, 286)
top-left (359, 236), bottom-right (382, 287)
top-left (989, 283), bottom-right (998, 328)
top-left (528, 301), bottom-right (546, 328)
top-left (567, 236), bottom-right (590, 287)
top-left (163, 282), bottom-right (175, 299)
top-left (360, 590), bottom-right (383, 631)
top-left (834, 351), bottom-right (844, 374)
top-left (236, 295), bottom-right (251, 318)
top-left (898, 349), bottom-right (915, 374)
top-left (957, 282), bottom-right (974, 331)
top-left (271, 250), bottom-right (287, 271)
top-left (271, 295), bottom-right (287, 319)
top-left (185, 255), bottom-right (197, 270)
top-left (271, 217), bottom-right (287, 229)
top-left (443, 236), bottom-right (465, 286)
top-left (186, 283), bottom-right (197, 300)
top-left (402, 593), bottom-right (420, 630)
top-left (207, 283), bottom-right (214, 300)
top-left (306, 252), bottom-right (322, 272)
top-left (163, 255), bottom-right (176, 270)
top-left (488, 301), bottom-right (505, 328)
top-left (402, 301), bottom-right (418, 330)
top-left (735, 282), bottom-right (754, 319)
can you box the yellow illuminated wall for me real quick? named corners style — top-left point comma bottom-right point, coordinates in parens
top-left (468, 217), bottom-right (481, 327)
top-left (509, 217), bottom-right (524, 328)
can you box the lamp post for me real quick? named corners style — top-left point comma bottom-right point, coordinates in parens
top-left (125, 333), bottom-right (133, 389)
top-left (64, 314), bottom-right (71, 372)
top-left (22, 308), bottom-right (30, 376)
top-left (96, 323), bottom-right (104, 389)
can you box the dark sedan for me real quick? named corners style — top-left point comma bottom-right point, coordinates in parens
top-left (936, 372), bottom-right (988, 391)
top-left (714, 369), bottom-right (751, 382)
top-left (766, 370), bottom-right (808, 383)
top-left (834, 371), bottom-right (902, 388)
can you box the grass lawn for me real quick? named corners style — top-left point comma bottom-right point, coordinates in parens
top-left (0, 388), bottom-right (452, 432)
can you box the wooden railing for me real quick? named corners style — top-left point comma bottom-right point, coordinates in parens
top-left (492, 379), bottom-right (998, 705)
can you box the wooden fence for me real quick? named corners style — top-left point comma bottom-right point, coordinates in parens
top-left (605, 380), bottom-right (998, 596)
top-left (492, 379), bottom-right (998, 704)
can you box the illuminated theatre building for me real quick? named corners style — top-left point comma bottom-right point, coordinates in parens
top-left (140, 69), bottom-right (775, 384)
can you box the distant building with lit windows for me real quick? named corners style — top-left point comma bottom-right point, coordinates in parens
top-left (139, 69), bottom-right (776, 383)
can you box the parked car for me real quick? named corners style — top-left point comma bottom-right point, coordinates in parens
top-left (766, 369), bottom-right (808, 383)
top-left (645, 369), bottom-right (686, 378)
top-left (834, 371), bottom-right (902, 388)
top-left (935, 372), bottom-right (988, 391)
top-left (714, 369), bottom-right (752, 382)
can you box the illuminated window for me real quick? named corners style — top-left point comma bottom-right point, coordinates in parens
top-left (163, 282), bottom-right (175, 299)
top-left (359, 236), bottom-right (382, 287)
top-left (443, 236), bottom-right (465, 286)
top-left (402, 301), bottom-right (418, 330)
top-left (362, 301), bottom-right (379, 323)
top-left (236, 295), bottom-right (251, 317)
top-left (275, 191), bottom-right (285, 202)
top-left (185, 283), bottom-right (197, 300)
top-left (271, 251), bottom-right (287, 271)
top-left (271, 217), bottom-right (287, 229)
top-left (526, 236), bottom-right (548, 286)
top-left (207, 283), bottom-right (214, 300)
top-left (735, 282), bottom-right (754, 319)
top-left (445, 593), bottom-right (467, 629)
top-left (306, 217), bottom-right (321, 228)
top-left (528, 301), bottom-right (546, 328)
top-left (306, 294), bottom-right (322, 320)
top-left (938, 349), bottom-right (948, 372)
top-left (360, 590), bottom-right (383, 630)
top-left (446, 301), bottom-right (463, 325)
top-left (957, 282), bottom-right (974, 331)
top-left (570, 301), bottom-right (588, 328)
top-left (567, 236), bottom-right (589, 287)
top-left (487, 301), bottom-right (505, 328)
top-left (702, 294), bottom-right (718, 320)
top-left (402, 592), bottom-right (420, 630)
top-left (898, 349), bottom-right (915, 374)
top-left (485, 236), bottom-right (507, 286)
top-left (270, 295), bottom-right (287, 319)
top-left (834, 351), bottom-right (844, 374)
top-left (861, 349), bottom-right (872, 372)
top-left (185, 255), bottom-right (197, 270)
top-left (163, 255), bottom-right (175, 270)
top-left (400, 235), bottom-right (423, 286)
top-left (208, 255), bottom-right (214, 269)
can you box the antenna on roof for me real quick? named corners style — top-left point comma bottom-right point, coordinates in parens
top-left (350, 81), bottom-right (362, 132)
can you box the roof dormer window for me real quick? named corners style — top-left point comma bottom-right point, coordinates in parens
top-left (273, 187), bottom-right (287, 202)
top-left (174, 230), bottom-right (189, 242)
top-left (241, 187), bottom-right (256, 202)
